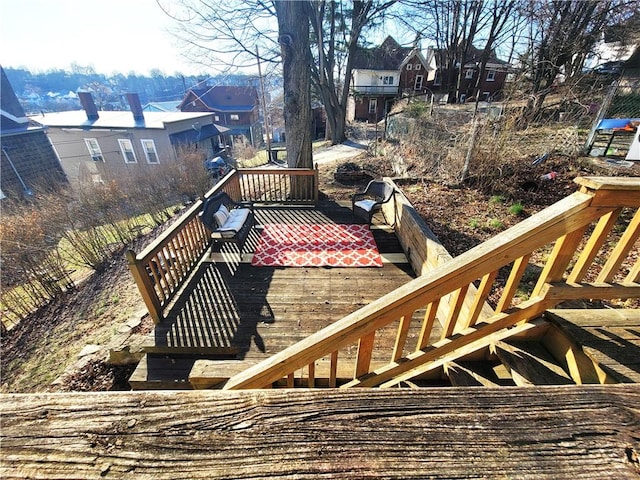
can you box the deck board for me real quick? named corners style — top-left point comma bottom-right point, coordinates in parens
top-left (3, 386), bottom-right (639, 479)
top-left (546, 309), bottom-right (640, 383)
top-left (132, 201), bottom-right (429, 387)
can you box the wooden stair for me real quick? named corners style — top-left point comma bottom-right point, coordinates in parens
top-left (492, 340), bottom-right (575, 386)
top-left (444, 361), bottom-right (513, 387)
top-left (441, 341), bottom-right (574, 388)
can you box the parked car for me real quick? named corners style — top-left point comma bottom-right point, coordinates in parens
top-left (590, 61), bottom-right (624, 76)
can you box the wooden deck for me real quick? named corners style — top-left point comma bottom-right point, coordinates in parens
top-left (130, 201), bottom-right (436, 388)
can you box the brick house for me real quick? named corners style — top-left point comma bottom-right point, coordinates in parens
top-left (349, 37), bottom-right (430, 123)
top-left (424, 46), bottom-right (511, 103)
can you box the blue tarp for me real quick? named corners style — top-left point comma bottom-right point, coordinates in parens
top-left (596, 118), bottom-right (640, 130)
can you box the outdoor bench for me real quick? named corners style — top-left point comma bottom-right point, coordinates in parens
top-left (199, 191), bottom-right (255, 254)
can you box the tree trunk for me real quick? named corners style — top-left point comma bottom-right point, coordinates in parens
top-left (275, 1), bottom-right (313, 169)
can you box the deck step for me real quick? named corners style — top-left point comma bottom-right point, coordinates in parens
top-left (129, 353), bottom-right (238, 390)
top-left (492, 340), bottom-right (575, 386)
top-left (444, 361), bottom-right (513, 387)
top-left (545, 309), bottom-right (639, 383)
top-left (190, 359), bottom-right (262, 389)
top-left (208, 252), bottom-right (409, 264)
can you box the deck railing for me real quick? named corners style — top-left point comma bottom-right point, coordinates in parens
top-left (224, 177), bottom-right (640, 389)
top-left (237, 167), bottom-right (319, 204)
top-left (126, 167), bottom-right (319, 322)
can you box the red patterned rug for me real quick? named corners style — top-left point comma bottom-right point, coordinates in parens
top-left (251, 223), bottom-right (383, 267)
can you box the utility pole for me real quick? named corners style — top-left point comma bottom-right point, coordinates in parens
top-left (256, 45), bottom-right (272, 162)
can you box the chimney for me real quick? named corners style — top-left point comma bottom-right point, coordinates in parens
top-left (126, 93), bottom-right (144, 122)
top-left (78, 92), bottom-right (99, 120)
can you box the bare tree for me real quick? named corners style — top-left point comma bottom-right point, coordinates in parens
top-left (517, 0), bottom-right (636, 125)
top-left (402, 1), bottom-right (490, 103)
top-left (471, 0), bottom-right (519, 114)
top-left (158, 0), bottom-right (399, 150)
top-left (308, 1), bottom-right (398, 144)
top-left (274, 1), bottom-right (313, 168)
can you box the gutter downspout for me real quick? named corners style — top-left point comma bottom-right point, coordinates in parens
top-left (2, 147), bottom-right (33, 196)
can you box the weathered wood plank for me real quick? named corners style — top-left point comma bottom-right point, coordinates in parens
top-left (2, 387), bottom-right (639, 479)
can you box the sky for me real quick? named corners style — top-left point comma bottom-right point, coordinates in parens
top-left (0, 0), bottom-right (205, 75)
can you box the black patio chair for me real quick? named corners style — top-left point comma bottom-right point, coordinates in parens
top-left (351, 180), bottom-right (395, 224)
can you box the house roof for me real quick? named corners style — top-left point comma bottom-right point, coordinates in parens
top-left (170, 123), bottom-right (230, 144)
top-left (178, 85), bottom-right (258, 111)
top-left (1, 66), bottom-right (31, 134)
top-left (428, 45), bottom-right (510, 69)
top-left (31, 110), bottom-right (213, 130)
top-left (143, 101), bottom-right (181, 112)
top-left (352, 36), bottom-right (413, 70)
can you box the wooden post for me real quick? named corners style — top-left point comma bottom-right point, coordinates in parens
top-left (125, 250), bottom-right (162, 323)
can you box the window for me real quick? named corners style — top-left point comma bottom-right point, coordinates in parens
top-left (486, 70), bottom-right (496, 81)
top-left (465, 69), bottom-right (474, 79)
top-left (434, 70), bottom-right (442, 86)
top-left (406, 64), bottom-right (413, 70)
top-left (382, 76), bottom-right (394, 85)
top-left (415, 64), bottom-right (421, 70)
top-left (368, 99), bottom-right (377, 114)
top-left (230, 114), bottom-right (239, 121)
top-left (84, 138), bottom-right (103, 162)
top-left (118, 139), bottom-right (137, 163)
top-left (214, 115), bottom-right (220, 122)
top-left (414, 75), bottom-right (424, 90)
top-left (141, 139), bottom-right (159, 164)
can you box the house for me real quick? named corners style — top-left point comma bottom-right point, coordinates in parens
top-left (178, 85), bottom-right (263, 148)
top-left (34, 92), bottom-right (228, 185)
top-left (0, 66), bottom-right (67, 199)
top-left (424, 45), bottom-right (511, 103)
top-left (349, 36), bottom-right (430, 122)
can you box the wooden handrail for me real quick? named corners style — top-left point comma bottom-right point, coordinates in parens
top-left (224, 177), bottom-right (640, 389)
top-left (126, 167), bottom-right (319, 323)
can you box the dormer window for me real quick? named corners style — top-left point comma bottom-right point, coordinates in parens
top-left (382, 76), bottom-right (394, 85)
top-left (407, 64), bottom-right (413, 70)
top-left (486, 70), bottom-right (496, 81)
top-left (415, 64), bottom-right (421, 70)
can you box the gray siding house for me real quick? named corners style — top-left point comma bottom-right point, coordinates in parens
top-left (35, 92), bottom-right (227, 185)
